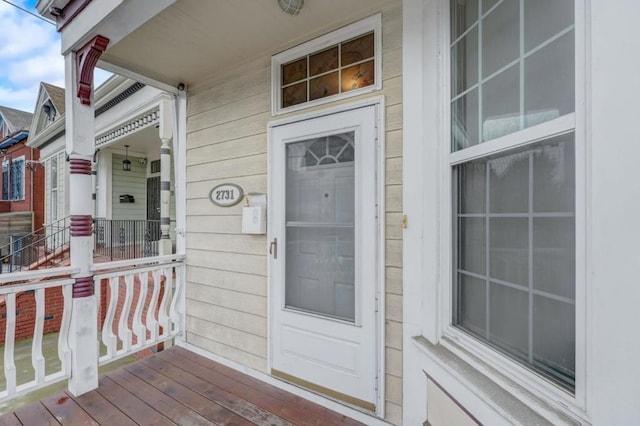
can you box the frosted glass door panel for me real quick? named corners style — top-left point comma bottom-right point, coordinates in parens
top-left (285, 133), bottom-right (356, 321)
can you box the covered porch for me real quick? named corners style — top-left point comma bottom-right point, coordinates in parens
top-left (0, 346), bottom-right (363, 425)
top-left (21, 0), bottom-right (401, 424)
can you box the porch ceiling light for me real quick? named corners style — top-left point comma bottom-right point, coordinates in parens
top-left (123, 145), bottom-right (132, 171)
top-left (278, 0), bottom-right (304, 15)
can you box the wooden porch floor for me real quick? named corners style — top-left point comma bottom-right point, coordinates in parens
top-left (0, 346), bottom-right (365, 425)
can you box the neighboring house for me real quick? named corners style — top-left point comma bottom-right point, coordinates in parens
top-left (18, 0), bottom-right (640, 424)
top-left (27, 78), bottom-right (176, 258)
top-left (0, 106), bottom-right (43, 250)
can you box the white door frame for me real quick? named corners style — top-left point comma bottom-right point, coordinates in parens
top-left (267, 96), bottom-right (386, 417)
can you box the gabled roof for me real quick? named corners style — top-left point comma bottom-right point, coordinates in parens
top-left (41, 82), bottom-right (65, 117)
top-left (28, 82), bottom-right (66, 146)
top-left (0, 106), bottom-right (32, 133)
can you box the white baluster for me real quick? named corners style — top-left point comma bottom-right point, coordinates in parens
top-left (4, 294), bottom-right (16, 396)
top-left (157, 267), bottom-right (171, 338)
top-left (101, 277), bottom-right (118, 359)
top-left (118, 274), bottom-right (134, 352)
top-left (32, 288), bottom-right (45, 385)
top-left (146, 269), bottom-right (161, 341)
top-left (168, 265), bottom-right (181, 335)
top-left (58, 284), bottom-right (72, 376)
top-left (131, 271), bottom-right (148, 348)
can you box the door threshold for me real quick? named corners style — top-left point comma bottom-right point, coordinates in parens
top-left (271, 368), bottom-right (376, 412)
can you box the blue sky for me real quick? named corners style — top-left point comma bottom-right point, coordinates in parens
top-left (0, 0), bottom-right (109, 113)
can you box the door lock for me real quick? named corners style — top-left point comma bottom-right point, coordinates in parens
top-left (269, 238), bottom-right (278, 259)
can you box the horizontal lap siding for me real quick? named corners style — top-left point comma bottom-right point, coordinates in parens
top-left (184, 2), bottom-right (402, 424)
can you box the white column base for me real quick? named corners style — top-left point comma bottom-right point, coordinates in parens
top-left (67, 296), bottom-right (99, 396)
top-left (159, 239), bottom-right (172, 256)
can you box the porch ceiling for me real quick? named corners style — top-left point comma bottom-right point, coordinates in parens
top-left (100, 0), bottom-right (391, 88)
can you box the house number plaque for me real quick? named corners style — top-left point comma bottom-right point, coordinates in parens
top-left (209, 183), bottom-right (244, 207)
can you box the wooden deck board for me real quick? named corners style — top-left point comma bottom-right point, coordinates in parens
top-left (68, 390), bottom-right (137, 426)
top-left (107, 369), bottom-right (214, 425)
top-left (40, 394), bottom-right (98, 426)
top-left (158, 350), bottom-right (338, 426)
top-left (138, 356), bottom-right (292, 426)
top-left (0, 346), bottom-right (367, 426)
top-left (0, 413), bottom-right (21, 426)
top-left (172, 346), bottom-right (365, 425)
top-left (14, 401), bottom-right (60, 426)
top-left (123, 361), bottom-right (252, 425)
top-left (94, 377), bottom-right (175, 425)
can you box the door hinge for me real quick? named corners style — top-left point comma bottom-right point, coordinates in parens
top-left (375, 292), bottom-right (379, 313)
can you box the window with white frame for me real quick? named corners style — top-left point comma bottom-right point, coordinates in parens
top-left (450, 0), bottom-right (576, 391)
top-left (272, 14), bottom-right (382, 114)
top-left (50, 156), bottom-right (58, 222)
top-left (2, 157), bottom-right (25, 201)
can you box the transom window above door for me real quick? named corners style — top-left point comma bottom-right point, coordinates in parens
top-left (272, 14), bottom-right (382, 114)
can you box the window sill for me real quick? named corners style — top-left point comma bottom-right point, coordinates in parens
top-left (412, 336), bottom-right (587, 426)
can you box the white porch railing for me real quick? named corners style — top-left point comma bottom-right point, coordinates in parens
top-left (0, 267), bottom-right (77, 402)
top-left (92, 254), bottom-right (185, 366)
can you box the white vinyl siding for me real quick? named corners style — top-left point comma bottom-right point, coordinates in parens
top-left (111, 153), bottom-right (146, 220)
top-left (184, 2), bottom-right (403, 423)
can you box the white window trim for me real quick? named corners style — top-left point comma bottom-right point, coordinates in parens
top-left (402, 0), bottom-right (590, 423)
top-left (271, 13), bottom-right (382, 116)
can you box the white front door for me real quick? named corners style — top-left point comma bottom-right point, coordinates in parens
top-left (268, 104), bottom-right (380, 411)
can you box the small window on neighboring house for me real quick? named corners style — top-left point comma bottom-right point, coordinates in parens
top-left (150, 159), bottom-right (161, 174)
top-left (450, 0), bottom-right (576, 391)
top-left (2, 157), bottom-right (25, 201)
top-left (42, 99), bottom-right (56, 122)
top-left (272, 14), bottom-right (382, 114)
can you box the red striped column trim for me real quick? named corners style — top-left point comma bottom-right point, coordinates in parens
top-left (70, 215), bottom-right (92, 237)
top-left (73, 276), bottom-right (94, 298)
top-left (69, 158), bottom-right (92, 175)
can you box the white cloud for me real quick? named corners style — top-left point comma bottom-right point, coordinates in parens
top-left (7, 43), bottom-right (65, 87)
top-left (0, 85), bottom-right (41, 112)
top-left (0, 1), bottom-right (56, 60)
top-left (0, 0), bottom-right (62, 112)
top-left (0, 1), bottom-right (112, 113)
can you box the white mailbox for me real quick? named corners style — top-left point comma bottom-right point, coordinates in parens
top-left (242, 205), bottom-right (266, 234)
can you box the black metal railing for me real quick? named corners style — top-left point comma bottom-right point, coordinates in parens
top-left (0, 217), bottom-right (71, 273)
top-left (93, 218), bottom-right (160, 261)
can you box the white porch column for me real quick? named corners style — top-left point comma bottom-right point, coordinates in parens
top-left (65, 35), bottom-right (109, 396)
top-left (158, 98), bottom-right (173, 256)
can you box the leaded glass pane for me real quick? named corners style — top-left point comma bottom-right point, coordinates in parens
top-left (282, 58), bottom-right (307, 85)
top-left (309, 72), bottom-right (339, 101)
top-left (282, 81), bottom-right (307, 108)
top-left (309, 46), bottom-right (338, 77)
top-left (341, 32), bottom-right (374, 66)
top-left (341, 60), bottom-right (375, 93)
